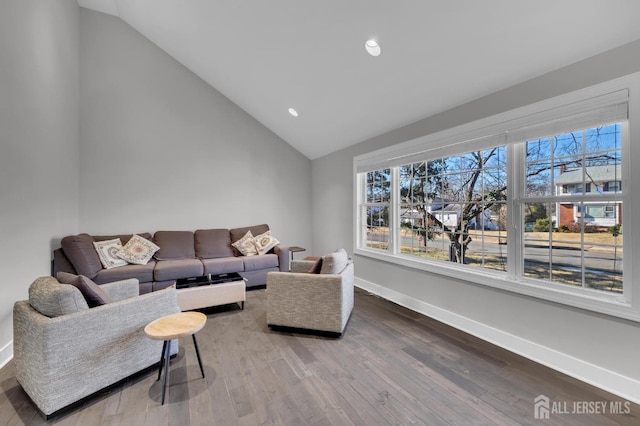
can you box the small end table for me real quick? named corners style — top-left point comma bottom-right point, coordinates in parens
top-left (289, 246), bottom-right (306, 269)
top-left (144, 311), bottom-right (207, 405)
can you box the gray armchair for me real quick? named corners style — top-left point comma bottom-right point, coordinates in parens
top-left (13, 276), bottom-right (180, 417)
top-left (266, 249), bottom-right (354, 337)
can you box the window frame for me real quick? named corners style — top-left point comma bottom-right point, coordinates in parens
top-left (354, 73), bottom-right (640, 322)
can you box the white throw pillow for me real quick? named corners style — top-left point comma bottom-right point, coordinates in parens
top-left (116, 234), bottom-right (160, 265)
top-left (232, 231), bottom-right (258, 256)
top-left (253, 230), bottom-right (280, 255)
top-left (93, 238), bottom-right (128, 269)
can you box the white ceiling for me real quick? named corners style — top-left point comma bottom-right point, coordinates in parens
top-left (78, 1), bottom-right (640, 159)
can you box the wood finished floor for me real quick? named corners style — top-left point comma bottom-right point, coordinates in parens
top-left (1, 288), bottom-right (638, 425)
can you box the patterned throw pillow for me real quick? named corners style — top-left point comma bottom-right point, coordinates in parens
top-left (231, 231), bottom-right (258, 256)
top-left (93, 238), bottom-right (128, 269)
top-left (253, 230), bottom-right (280, 255)
top-left (116, 234), bottom-right (160, 265)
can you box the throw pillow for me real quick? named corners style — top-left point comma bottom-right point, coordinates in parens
top-left (308, 257), bottom-right (323, 274)
top-left (116, 234), bottom-right (160, 265)
top-left (57, 272), bottom-right (112, 308)
top-left (232, 231), bottom-right (258, 256)
top-left (253, 230), bottom-right (280, 255)
top-left (93, 238), bottom-right (128, 269)
top-left (319, 248), bottom-right (350, 275)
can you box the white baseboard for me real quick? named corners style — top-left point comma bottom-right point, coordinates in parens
top-left (355, 277), bottom-right (640, 405)
top-left (0, 340), bottom-right (13, 370)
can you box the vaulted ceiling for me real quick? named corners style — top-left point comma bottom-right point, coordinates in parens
top-left (78, 1), bottom-right (640, 159)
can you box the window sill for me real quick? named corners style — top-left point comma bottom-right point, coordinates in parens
top-left (354, 247), bottom-right (640, 322)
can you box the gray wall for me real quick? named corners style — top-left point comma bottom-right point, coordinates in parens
top-left (0, 0), bottom-right (80, 366)
top-left (312, 40), bottom-right (640, 395)
top-left (80, 9), bottom-right (312, 248)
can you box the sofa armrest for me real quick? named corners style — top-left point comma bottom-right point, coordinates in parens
top-left (100, 278), bottom-right (140, 302)
top-left (273, 245), bottom-right (290, 272)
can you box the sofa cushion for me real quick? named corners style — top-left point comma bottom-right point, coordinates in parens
top-left (194, 229), bottom-right (234, 258)
top-left (253, 230), bottom-right (280, 255)
top-left (153, 231), bottom-right (196, 260)
top-left (57, 272), bottom-right (112, 308)
top-left (61, 233), bottom-right (102, 279)
top-left (94, 261), bottom-right (156, 284)
top-left (154, 259), bottom-right (204, 282)
top-left (93, 238), bottom-right (128, 269)
top-left (320, 248), bottom-right (349, 275)
top-left (232, 231), bottom-right (258, 256)
top-left (243, 253), bottom-right (279, 271)
top-left (28, 276), bottom-right (89, 317)
top-left (202, 257), bottom-right (245, 275)
top-left (116, 234), bottom-right (159, 265)
top-left (230, 224), bottom-right (269, 255)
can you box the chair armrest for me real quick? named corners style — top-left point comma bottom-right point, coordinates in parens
top-left (267, 271), bottom-right (347, 294)
top-left (291, 259), bottom-right (315, 273)
top-left (100, 278), bottom-right (140, 302)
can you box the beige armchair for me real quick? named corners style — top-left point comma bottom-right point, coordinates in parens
top-left (13, 276), bottom-right (180, 417)
top-left (266, 249), bottom-right (354, 337)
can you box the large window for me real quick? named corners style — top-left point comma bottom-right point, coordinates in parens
top-left (364, 169), bottom-right (391, 250)
top-left (520, 124), bottom-right (623, 292)
top-left (354, 75), bottom-right (640, 321)
top-left (397, 148), bottom-right (507, 272)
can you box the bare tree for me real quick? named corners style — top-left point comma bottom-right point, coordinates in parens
top-left (392, 126), bottom-right (620, 267)
top-left (400, 148), bottom-right (506, 263)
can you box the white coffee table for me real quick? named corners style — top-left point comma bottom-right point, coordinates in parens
top-left (176, 274), bottom-right (246, 311)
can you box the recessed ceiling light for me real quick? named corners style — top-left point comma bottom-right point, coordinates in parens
top-left (365, 39), bottom-right (381, 57)
top-left (288, 108), bottom-right (299, 117)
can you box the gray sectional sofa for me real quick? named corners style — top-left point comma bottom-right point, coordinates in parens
top-left (52, 224), bottom-right (290, 294)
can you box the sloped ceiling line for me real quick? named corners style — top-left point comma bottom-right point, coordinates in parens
top-left (78, 0), bottom-right (640, 159)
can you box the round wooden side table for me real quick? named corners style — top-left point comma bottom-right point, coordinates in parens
top-left (144, 311), bottom-right (207, 405)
